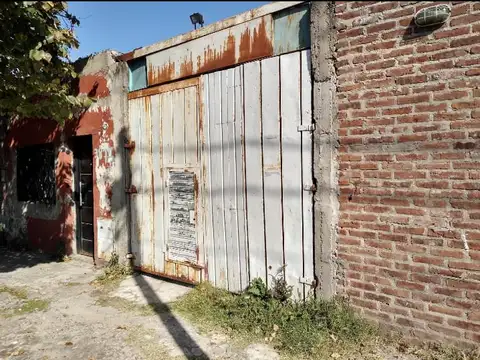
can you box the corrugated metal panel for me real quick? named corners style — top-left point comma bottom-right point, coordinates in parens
top-left (119, 1), bottom-right (304, 62)
top-left (273, 4), bottom-right (311, 55)
top-left (128, 49), bottom-right (313, 299)
top-left (200, 49), bottom-right (313, 299)
top-left (128, 58), bottom-right (147, 91)
top-left (243, 60), bottom-right (266, 282)
top-left (261, 56), bottom-right (284, 284)
top-left (128, 79), bottom-right (203, 284)
top-left (280, 51), bottom-right (304, 300)
top-left (146, 15), bottom-right (273, 87)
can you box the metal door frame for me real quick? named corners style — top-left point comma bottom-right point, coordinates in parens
top-left (128, 77), bottom-right (205, 284)
top-left (71, 135), bottom-right (94, 257)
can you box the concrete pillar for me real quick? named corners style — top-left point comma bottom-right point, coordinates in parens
top-left (310, 1), bottom-right (339, 298)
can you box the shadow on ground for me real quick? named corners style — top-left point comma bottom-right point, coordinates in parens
top-left (0, 248), bottom-right (56, 273)
top-left (133, 274), bottom-right (209, 359)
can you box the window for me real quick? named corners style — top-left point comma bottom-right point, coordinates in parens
top-left (17, 143), bottom-right (56, 204)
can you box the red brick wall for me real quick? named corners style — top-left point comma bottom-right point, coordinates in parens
top-left (335, 1), bottom-right (480, 345)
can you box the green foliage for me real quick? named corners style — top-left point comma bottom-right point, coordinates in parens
top-left (0, 285), bottom-right (28, 299)
top-left (247, 268), bottom-right (293, 302)
top-left (0, 285), bottom-right (49, 318)
top-left (95, 252), bottom-right (133, 287)
top-left (173, 279), bottom-right (379, 359)
top-left (0, 1), bottom-right (92, 124)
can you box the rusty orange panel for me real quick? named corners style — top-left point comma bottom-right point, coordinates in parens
top-left (146, 15), bottom-right (273, 86)
top-left (164, 259), bottom-right (203, 284)
top-left (134, 265), bottom-right (200, 285)
top-left (128, 77), bottom-right (199, 100)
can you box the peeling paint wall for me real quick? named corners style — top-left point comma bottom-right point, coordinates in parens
top-left (1, 50), bottom-right (129, 262)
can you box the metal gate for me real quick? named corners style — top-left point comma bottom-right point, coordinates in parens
top-left (128, 78), bottom-right (204, 283)
top-left (201, 49), bottom-right (314, 299)
top-left (127, 49), bottom-right (313, 299)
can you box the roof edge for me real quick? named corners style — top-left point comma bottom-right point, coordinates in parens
top-left (116, 1), bottom-right (305, 62)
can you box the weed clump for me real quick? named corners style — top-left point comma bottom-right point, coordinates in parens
top-left (94, 253), bottom-right (133, 287)
top-left (174, 276), bottom-right (378, 359)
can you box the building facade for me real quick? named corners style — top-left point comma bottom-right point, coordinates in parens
top-left (2, 1), bottom-right (479, 345)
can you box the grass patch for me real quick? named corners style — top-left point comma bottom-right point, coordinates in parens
top-left (1, 298), bottom-right (50, 318)
top-left (173, 279), bottom-right (379, 359)
top-left (0, 285), bottom-right (28, 299)
top-left (0, 285), bottom-right (50, 318)
top-left (174, 279), bottom-right (480, 360)
top-left (10, 299), bottom-right (50, 316)
top-left (92, 253), bottom-right (133, 288)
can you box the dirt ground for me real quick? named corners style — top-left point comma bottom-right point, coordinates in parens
top-left (0, 250), bottom-right (283, 360)
top-left (0, 250), bottom-right (423, 360)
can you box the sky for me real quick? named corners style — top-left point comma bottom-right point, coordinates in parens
top-left (68, 1), bottom-right (269, 60)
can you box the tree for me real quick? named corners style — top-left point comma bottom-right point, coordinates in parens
top-left (0, 1), bottom-right (92, 125)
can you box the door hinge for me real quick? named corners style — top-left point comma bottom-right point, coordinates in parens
top-left (124, 140), bottom-right (136, 152)
top-left (125, 185), bottom-right (138, 194)
top-left (299, 277), bottom-right (316, 287)
top-left (303, 184), bottom-right (316, 192)
top-left (297, 124), bottom-right (315, 132)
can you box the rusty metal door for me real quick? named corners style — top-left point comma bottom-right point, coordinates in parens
top-left (128, 78), bottom-right (203, 283)
top-left (201, 49), bottom-right (314, 299)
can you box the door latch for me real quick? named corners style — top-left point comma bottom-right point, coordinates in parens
top-left (79, 181), bottom-right (83, 206)
top-left (297, 124), bottom-right (315, 132)
top-left (303, 184), bottom-right (316, 192)
top-left (299, 277), bottom-right (316, 287)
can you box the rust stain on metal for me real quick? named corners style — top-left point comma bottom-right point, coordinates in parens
top-left (148, 61), bottom-right (175, 86)
top-left (193, 174), bottom-right (199, 200)
top-left (134, 265), bottom-right (199, 285)
top-left (128, 77), bottom-right (199, 100)
top-left (180, 54), bottom-right (194, 78)
top-left (197, 83), bottom-right (204, 141)
top-left (287, 13), bottom-right (295, 25)
top-left (116, 48), bottom-right (140, 62)
top-left (151, 171), bottom-right (155, 213)
top-left (177, 263), bottom-right (190, 280)
top-left (195, 246), bottom-right (200, 261)
top-left (196, 33), bottom-right (236, 74)
top-left (165, 261), bottom-right (176, 277)
top-left (143, 95), bottom-right (151, 113)
top-left (125, 185), bottom-right (138, 194)
top-left (124, 140), bottom-right (135, 156)
top-left (238, 17), bottom-right (273, 64)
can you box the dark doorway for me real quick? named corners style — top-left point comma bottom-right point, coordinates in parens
top-left (71, 136), bottom-right (94, 257)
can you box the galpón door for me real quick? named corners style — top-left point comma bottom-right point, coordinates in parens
top-left (128, 78), bottom-right (203, 283)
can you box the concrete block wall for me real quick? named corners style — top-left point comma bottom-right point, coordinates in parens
top-left (334, 1), bottom-right (480, 345)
